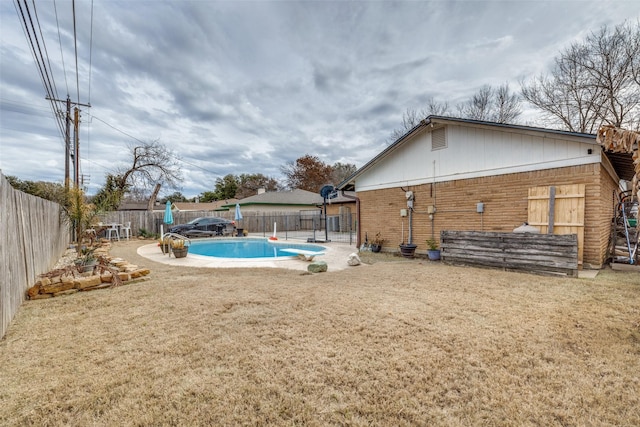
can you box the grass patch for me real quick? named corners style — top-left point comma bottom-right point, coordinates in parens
top-left (1, 242), bottom-right (639, 425)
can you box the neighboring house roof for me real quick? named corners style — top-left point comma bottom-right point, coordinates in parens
top-left (223, 189), bottom-right (323, 208)
top-left (118, 202), bottom-right (149, 211)
top-left (117, 199), bottom-right (238, 212)
top-left (338, 115), bottom-right (633, 190)
top-left (173, 200), bottom-right (237, 212)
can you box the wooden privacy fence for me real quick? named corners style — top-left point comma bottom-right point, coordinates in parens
top-left (98, 209), bottom-right (356, 243)
top-left (1, 174), bottom-right (69, 339)
top-left (440, 230), bottom-right (579, 277)
top-left (98, 210), bottom-right (324, 236)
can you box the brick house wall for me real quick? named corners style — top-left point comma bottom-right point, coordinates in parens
top-left (358, 163), bottom-right (617, 267)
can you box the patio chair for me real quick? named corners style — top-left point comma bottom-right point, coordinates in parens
top-left (106, 223), bottom-right (120, 241)
top-left (121, 221), bottom-right (131, 240)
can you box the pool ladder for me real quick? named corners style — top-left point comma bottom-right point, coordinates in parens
top-left (161, 232), bottom-right (191, 257)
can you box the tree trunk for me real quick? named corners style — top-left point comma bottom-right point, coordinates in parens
top-left (147, 183), bottom-right (161, 211)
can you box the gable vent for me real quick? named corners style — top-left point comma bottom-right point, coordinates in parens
top-left (432, 127), bottom-right (447, 150)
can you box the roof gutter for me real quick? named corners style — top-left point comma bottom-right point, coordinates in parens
top-left (340, 190), bottom-right (361, 248)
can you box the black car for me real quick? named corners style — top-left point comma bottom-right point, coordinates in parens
top-left (168, 217), bottom-right (235, 237)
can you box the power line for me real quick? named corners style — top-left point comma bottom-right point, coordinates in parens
top-left (72, 0), bottom-right (80, 105)
top-left (32, 0), bottom-right (63, 106)
top-left (87, 0), bottom-right (94, 105)
top-left (90, 114), bottom-right (224, 177)
top-left (52, 0), bottom-right (69, 95)
top-left (86, 0), bottom-right (95, 181)
top-left (13, 0), bottom-right (65, 139)
top-left (91, 114), bottom-right (148, 145)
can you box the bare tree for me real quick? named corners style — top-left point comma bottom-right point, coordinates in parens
top-left (493, 83), bottom-right (523, 123)
top-left (93, 140), bottom-right (182, 210)
top-left (457, 83), bottom-right (521, 123)
top-left (521, 21), bottom-right (640, 132)
top-left (631, 23), bottom-right (640, 87)
top-left (118, 141), bottom-right (181, 190)
top-left (331, 162), bottom-right (357, 185)
top-left (388, 98), bottom-right (451, 142)
top-left (425, 97), bottom-right (451, 116)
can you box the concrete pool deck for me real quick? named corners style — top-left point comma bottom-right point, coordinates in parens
top-left (137, 237), bottom-right (361, 272)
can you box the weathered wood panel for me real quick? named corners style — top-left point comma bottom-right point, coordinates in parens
top-left (1, 173), bottom-right (69, 339)
top-left (528, 184), bottom-right (585, 264)
top-left (441, 230), bottom-right (578, 276)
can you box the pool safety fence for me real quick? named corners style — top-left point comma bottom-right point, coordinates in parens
top-left (97, 210), bottom-right (358, 245)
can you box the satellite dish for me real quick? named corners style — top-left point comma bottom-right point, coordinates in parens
top-left (320, 185), bottom-right (334, 199)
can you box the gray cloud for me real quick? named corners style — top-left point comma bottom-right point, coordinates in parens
top-left (1, 1), bottom-right (637, 197)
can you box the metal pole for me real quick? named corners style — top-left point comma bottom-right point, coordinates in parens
top-left (65, 96), bottom-right (71, 192)
top-left (73, 107), bottom-right (80, 188)
top-left (324, 196), bottom-right (328, 242)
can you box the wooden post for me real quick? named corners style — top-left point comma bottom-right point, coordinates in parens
top-left (548, 186), bottom-right (556, 234)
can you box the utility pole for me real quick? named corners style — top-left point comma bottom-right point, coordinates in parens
top-left (46, 95), bottom-right (90, 191)
top-left (73, 107), bottom-right (79, 188)
top-left (65, 96), bottom-right (71, 193)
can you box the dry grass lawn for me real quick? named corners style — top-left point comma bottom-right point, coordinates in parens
top-left (1, 240), bottom-right (639, 426)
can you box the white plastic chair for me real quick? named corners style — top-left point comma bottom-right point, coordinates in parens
top-left (106, 223), bottom-right (120, 241)
top-left (121, 221), bottom-right (131, 240)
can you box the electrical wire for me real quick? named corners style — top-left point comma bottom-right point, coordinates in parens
top-left (86, 0), bottom-right (95, 181)
top-left (90, 114), bottom-right (224, 176)
top-left (72, 0), bottom-right (80, 105)
top-left (52, 0), bottom-right (69, 95)
top-left (32, 0), bottom-right (62, 104)
top-left (87, 0), bottom-right (94, 105)
top-left (13, 0), bottom-right (65, 140)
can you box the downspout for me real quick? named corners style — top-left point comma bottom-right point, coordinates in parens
top-left (341, 190), bottom-right (361, 248)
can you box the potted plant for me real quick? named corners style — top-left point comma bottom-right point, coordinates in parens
top-left (426, 238), bottom-right (441, 261)
top-left (171, 239), bottom-right (189, 258)
top-left (370, 232), bottom-right (384, 253)
top-left (158, 236), bottom-right (171, 254)
top-left (75, 247), bottom-right (98, 273)
top-left (399, 242), bottom-right (417, 258)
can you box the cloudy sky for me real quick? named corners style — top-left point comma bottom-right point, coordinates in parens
top-left (1, 1), bottom-right (638, 198)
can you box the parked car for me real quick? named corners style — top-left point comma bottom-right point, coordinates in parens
top-left (168, 217), bottom-right (235, 237)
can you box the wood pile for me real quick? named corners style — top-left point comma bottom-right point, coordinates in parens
top-left (26, 244), bottom-right (151, 300)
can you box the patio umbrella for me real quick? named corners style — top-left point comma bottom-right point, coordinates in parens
top-left (234, 203), bottom-right (243, 236)
top-left (162, 201), bottom-right (173, 237)
top-left (164, 201), bottom-right (174, 225)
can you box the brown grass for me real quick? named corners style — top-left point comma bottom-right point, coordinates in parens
top-left (1, 240), bottom-right (639, 426)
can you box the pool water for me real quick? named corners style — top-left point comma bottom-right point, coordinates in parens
top-left (188, 238), bottom-right (326, 259)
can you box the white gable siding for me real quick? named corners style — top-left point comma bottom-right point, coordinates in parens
top-left (356, 124), bottom-right (600, 191)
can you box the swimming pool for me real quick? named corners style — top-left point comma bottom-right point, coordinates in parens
top-left (188, 238), bottom-right (326, 259)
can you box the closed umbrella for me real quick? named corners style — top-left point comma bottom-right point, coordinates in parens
top-left (234, 203), bottom-right (243, 236)
top-left (162, 201), bottom-right (173, 237)
top-left (164, 201), bottom-right (174, 225)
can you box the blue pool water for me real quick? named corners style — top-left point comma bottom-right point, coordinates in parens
top-left (188, 238), bottom-right (326, 259)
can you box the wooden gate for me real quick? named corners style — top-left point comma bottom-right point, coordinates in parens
top-left (527, 184), bottom-right (585, 264)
